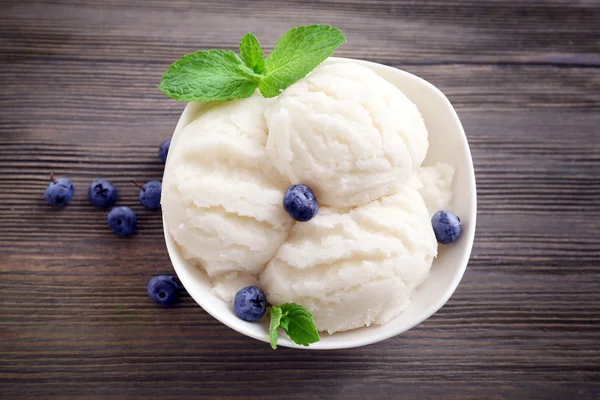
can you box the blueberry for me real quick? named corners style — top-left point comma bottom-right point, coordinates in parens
top-left (432, 210), bottom-right (462, 244)
top-left (234, 286), bottom-right (267, 322)
top-left (44, 173), bottom-right (74, 207)
top-left (283, 184), bottom-right (319, 222)
top-left (158, 138), bottom-right (171, 163)
top-left (131, 180), bottom-right (161, 210)
top-left (147, 275), bottom-right (180, 306)
top-left (107, 206), bottom-right (137, 236)
top-left (87, 179), bottom-right (118, 208)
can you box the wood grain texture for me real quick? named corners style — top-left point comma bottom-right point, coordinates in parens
top-left (1, 0), bottom-right (599, 399)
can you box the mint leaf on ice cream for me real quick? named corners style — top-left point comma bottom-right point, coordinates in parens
top-left (259, 25), bottom-right (346, 98)
top-left (159, 25), bottom-right (346, 102)
top-left (158, 49), bottom-right (261, 102)
top-left (269, 303), bottom-right (320, 349)
top-left (240, 32), bottom-right (266, 75)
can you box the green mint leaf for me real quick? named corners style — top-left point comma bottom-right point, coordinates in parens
top-left (158, 49), bottom-right (261, 102)
top-left (240, 33), bottom-right (266, 75)
top-left (269, 306), bottom-right (283, 350)
top-left (278, 303), bottom-right (320, 347)
top-left (259, 25), bottom-right (346, 98)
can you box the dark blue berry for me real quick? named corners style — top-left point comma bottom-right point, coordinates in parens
top-left (159, 138), bottom-right (171, 163)
top-left (432, 210), bottom-right (462, 244)
top-left (132, 180), bottom-right (161, 210)
top-left (44, 174), bottom-right (74, 207)
top-left (283, 184), bottom-right (319, 222)
top-left (234, 286), bottom-right (267, 322)
top-left (87, 179), bottom-right (118, 208)
top-left (107, 206), bottom-right (137, 236)
top-left (148, 275), bottom-right (180, 306)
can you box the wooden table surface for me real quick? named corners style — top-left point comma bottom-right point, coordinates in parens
top-left (1, 0), bottom-right (599, 399)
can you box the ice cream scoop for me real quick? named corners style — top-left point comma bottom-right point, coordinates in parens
top-left (162, 93), bottom-right (294, 287)
top-left (265, 62), bottom-right (429, 208)
top-left (260, 184), bottom-right (438, 334)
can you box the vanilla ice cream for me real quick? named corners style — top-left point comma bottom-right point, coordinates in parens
top-left (163, 61), bottom-right (455, 333)
top-left (260, 185), bottom-right (438, 334)
top-left (410, 163), bottom-right (455, 216)
top-left (265, 62), bottom-right (429, 208)
top-left (162, 93), bottom-right (293, 298)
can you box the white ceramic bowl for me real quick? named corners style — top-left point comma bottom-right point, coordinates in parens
top-left (162, 57), bottom-right (476, 350)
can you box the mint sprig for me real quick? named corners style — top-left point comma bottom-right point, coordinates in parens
top-left (159, 25), bottom-right (346, 102)
top-left (269, 303), bottom-right (320, 349)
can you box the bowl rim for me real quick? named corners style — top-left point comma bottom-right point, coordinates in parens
top-left (162, 56), bottom-right (477, 350)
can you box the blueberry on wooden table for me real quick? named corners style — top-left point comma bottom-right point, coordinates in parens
top-left (44, 173), bottom-right (74, 207)
top-left (147, 275), bottom-right (180, 306)
top-left (107, 206), bottom-right (137, 237)
top-left (131, 180), bottom-right (162, 210)
top-left (87, 179), bottom-right (118, 208)
top-left (158, 138), bottom-right (171, 163)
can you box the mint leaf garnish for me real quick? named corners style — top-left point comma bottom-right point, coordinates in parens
top-left (240, 33), bottom-right (266, 75)
top-left (269, 306), bottom-right (283, 350)
top-left (159, 25), bottom-right (345, 102)
top-left (258, 25), bottom-right (346, 98)
top-left (268, 303), bottom-right (320, 349)
top-left (278, 303), bottom-right (320, 346)
top-left (158, 49), bottom-right (261, 102)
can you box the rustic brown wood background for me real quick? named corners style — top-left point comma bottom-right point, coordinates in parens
top-left (1, 0), bottom-right (599, 399)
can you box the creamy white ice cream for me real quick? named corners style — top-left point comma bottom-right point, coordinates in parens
top-left (410, 163), bottom-right (455, 216)
top-left (265, 62), bottom-right (429, 208)
top-left (162, 93), bottom-right (293, 296)
top-left (260, 185), bottom-right (438, 334)
top-left (162, 61), bottom-right (454, 332)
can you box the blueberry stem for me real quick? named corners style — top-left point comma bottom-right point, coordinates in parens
top-left (50, 172), bottom-right (55, 183)
top-left (130, 179), bottom-right (146, 191)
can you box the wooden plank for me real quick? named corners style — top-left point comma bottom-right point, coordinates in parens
top-left (1, 0), bottom-right (599, 66)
